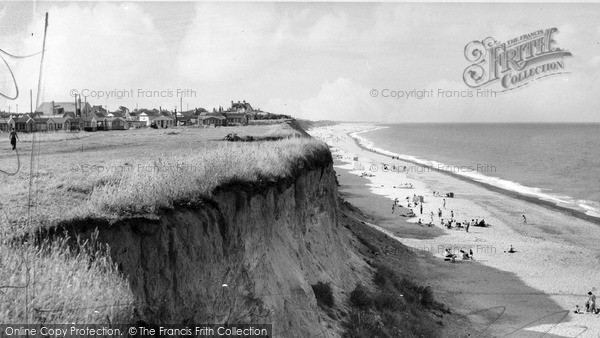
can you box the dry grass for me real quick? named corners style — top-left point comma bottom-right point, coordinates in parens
top-left (85, 137), bottom-right (328, 216)
top-left (0, 122), bottom-right (326, 325)
top-left (0, 232), bottom-right (133, 324)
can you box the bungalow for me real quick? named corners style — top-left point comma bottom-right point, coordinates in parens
top-left (13, 115), bottom-right (35, 132)
top-left (0, 117), bottom-right (11, 132)
top-left (199, 112), bottom-right (226, 126)
top-left (150, 115), bottom-right (175, 128)
top-left (66, 117), bottom-right (84, 131)
top-left (48, 117), bottom-right (67, 131)
top-left (105, 117), bottom-right (128, 130)
top-left (138, 110), bottom-right (160, 126)
top-left (80, 116), bottom-right (97, 132)
top-left (223, 112), bottom-right (248, 126)
top-left (33, 117), bottom-right (50, 132)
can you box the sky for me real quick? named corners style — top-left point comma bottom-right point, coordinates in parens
top-left (0, 1), bottom-right (599, 122)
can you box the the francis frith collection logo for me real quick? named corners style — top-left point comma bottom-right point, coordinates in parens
top-left (463, 28), bottom-right (572, 91)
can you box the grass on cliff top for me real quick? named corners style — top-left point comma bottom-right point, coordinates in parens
top-left (0, 121), bottom-right (320, 325)
top-left (0, 122), bottom-right (327, 235)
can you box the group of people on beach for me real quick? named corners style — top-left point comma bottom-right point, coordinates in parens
top-left (444, 248), bottom-right (474, 262)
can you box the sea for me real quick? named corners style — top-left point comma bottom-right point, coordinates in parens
top-left (353, 123), bottom-right (600, 220)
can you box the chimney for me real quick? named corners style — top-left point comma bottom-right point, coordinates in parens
top-left (243, 100), bottom-right (246, 104)
top-left (231, 100), bottom-right (233, 106)
top-left (78, 96), bottom-right (82, 117)
top-left (52, 100), bottom-right (55, 115)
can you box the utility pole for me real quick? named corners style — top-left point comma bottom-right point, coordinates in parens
top-left (30, 89), bottom-right (33, 114)
top-left (35, 12), bottom-right (48, 109)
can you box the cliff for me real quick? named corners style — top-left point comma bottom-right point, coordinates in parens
top-left (51, 157), bottom-right (367, 336)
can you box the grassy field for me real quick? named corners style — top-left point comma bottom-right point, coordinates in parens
top-left (0, 123), bottom-right (318, 235)
top-left (0, 122), bottom-right (327, 324)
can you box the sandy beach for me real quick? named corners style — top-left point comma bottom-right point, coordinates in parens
top-left (310, 123), bottom-right (600, 337)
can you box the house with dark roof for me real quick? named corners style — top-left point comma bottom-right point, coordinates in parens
top-left (106, 117), bottom-right (128, 130)
top-left (36, 101), bottom-right (93, 117)
top-left (230, 100), bottom-right (253, 113)
top-left (0, 117), bottom-right (11, 132)
top-left (199, 112), bottom-right (226, 126)
top-left (91, 105), bottom-right (108, 116)
top-left (33, 117), bottom-right (50, 132)
top-left (80, 116), bottom-right (97, 131)
top-left (48, 117), bottom-right (67, 131)
top-left (13, 115), bottom-right (34, 132)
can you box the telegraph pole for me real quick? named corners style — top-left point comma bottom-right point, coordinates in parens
top-left (35, 12), bottom-right (48, 109)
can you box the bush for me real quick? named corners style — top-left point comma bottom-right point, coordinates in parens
top-left (311, 282), bottom-right (334, 308)
top-left (349, 283), bottom-right (372, 309)
top-left (373, 292), bottom-right (404, 312)
top-left (343, 309), bottom-right (385, 338)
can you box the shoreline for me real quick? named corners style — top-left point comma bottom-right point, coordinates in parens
top-left (348, 129), bottom-right (600, 226)
top-left (311, 123), bottom-right (600, 337)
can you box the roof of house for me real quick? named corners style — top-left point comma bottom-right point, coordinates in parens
top-left (48, 117), bottom-right (67, 123)
top-left (80, 116), bottom-right (96, 122)
top-left (231, 101), bottom-right (253, 111)
top-left (151, 115), bottom-right (174, 120)
top-left (36, 101), bottom-right (92, 115)
top-left (14, 116), bottom-right (33, 123)
top-left (33, 118), bottom-right (50, 124)
top-left (224, 112), bottom-right (247, 118)
top-left (201, 115), bottom-right (226, 120)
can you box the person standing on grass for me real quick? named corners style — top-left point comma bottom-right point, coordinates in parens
top-left (466, 221), bottom-right (470, 233)
top-left (9, 128), bottom-right (18, 150)
top-left (420, 203), bottom-right (423, 215)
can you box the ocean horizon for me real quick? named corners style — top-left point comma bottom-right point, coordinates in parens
top-left (353, 123), bottom-right (600, 220)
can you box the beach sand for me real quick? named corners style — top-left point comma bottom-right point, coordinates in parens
top-left (310, 123), bottom-right (600, 337)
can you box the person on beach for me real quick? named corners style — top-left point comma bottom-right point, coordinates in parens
top-left (443, 198), bottom-right (446, 209)
top-left (522, 214), bottom-right (527, 224)
top-left (506, 245), bottom-right (516, 253)
top-left (586, 291), bottom-right (596, 313)
top-left (420, 203), bottom-right (423, 215)
top-left (466, 221), bottom-right (470, 233)
top-left (469, 249), bottom-right (474, 260)
top-left (9, 128), bottom-right (18, 150)
top-left (392, 203), bottom-right (396, 214)
top-left (438, 208), bottom-right (442, 218)
top-left (451, 210), bottom-right (454, 218)
top-left (430, 212), bottom-right (434, 222)
top-left (444, 248), bottom-right (456, 262)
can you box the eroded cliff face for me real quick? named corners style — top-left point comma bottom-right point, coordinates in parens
top-left (63, 162), bottom-right (365, 336)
